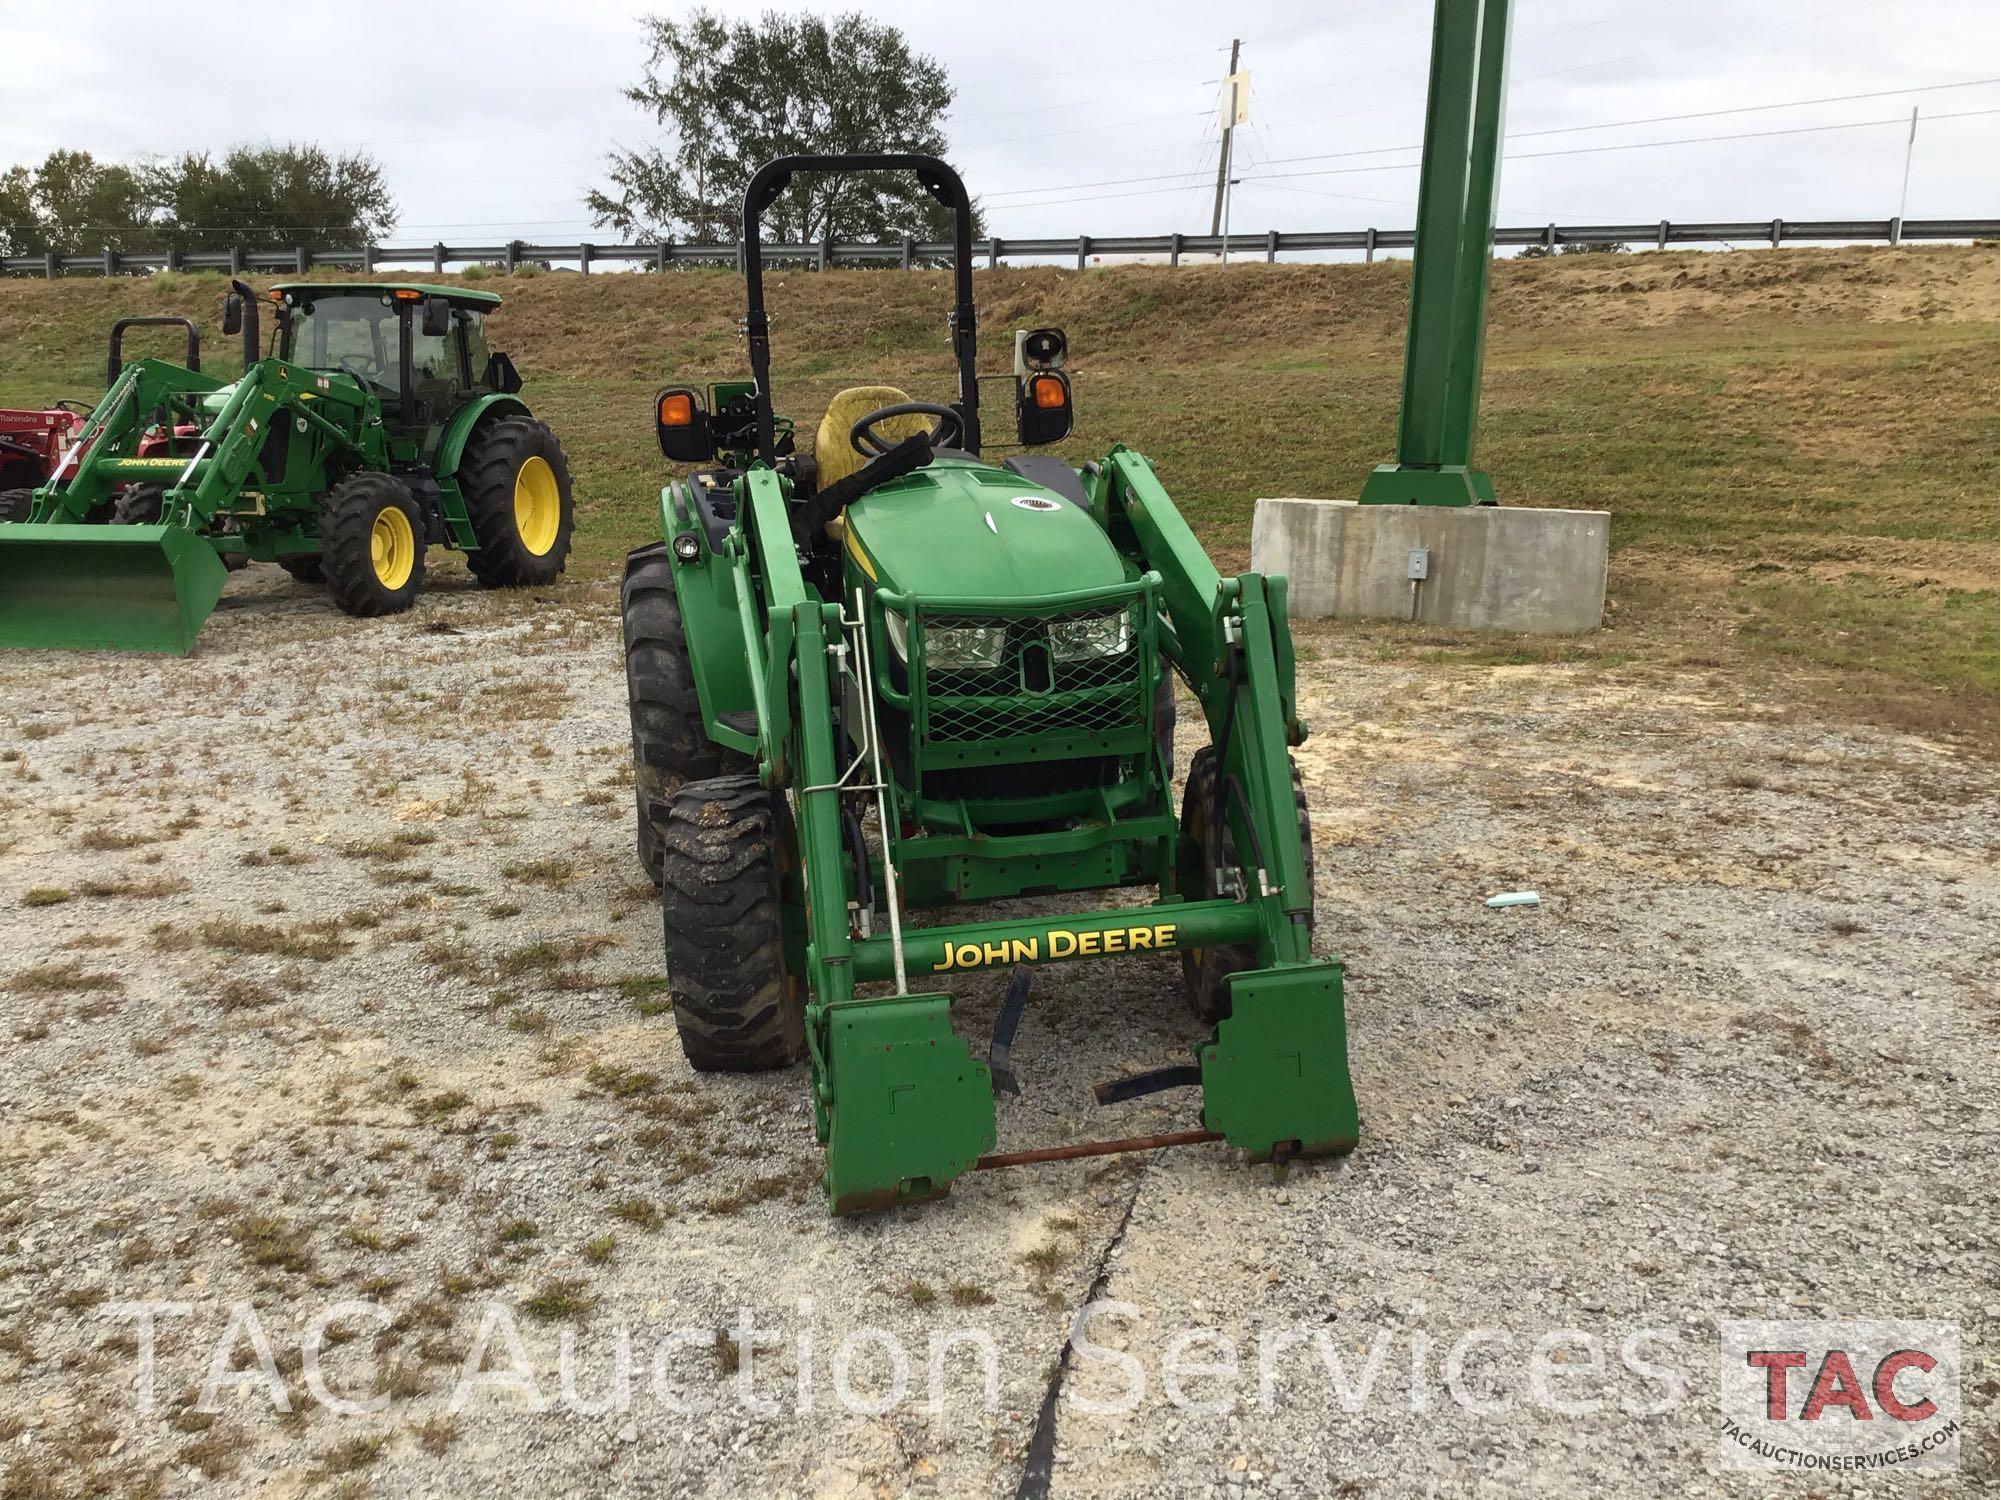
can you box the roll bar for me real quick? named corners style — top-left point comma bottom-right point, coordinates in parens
top-left (106, 317), bottom-right (201, 385)
top-left (741, 153), bottom-right (979, 463)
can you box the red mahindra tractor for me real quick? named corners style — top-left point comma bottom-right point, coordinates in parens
top-left (0, 404), bottom-right (89, 519)
top-left (0, 317), bottom-right (206, 524)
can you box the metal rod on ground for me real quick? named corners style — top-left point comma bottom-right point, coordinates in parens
top-left (974, 1131), bottom-right (1222, 1171)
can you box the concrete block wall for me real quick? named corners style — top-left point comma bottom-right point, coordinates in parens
top-left (1250, 499), bottom-right (1610, 635)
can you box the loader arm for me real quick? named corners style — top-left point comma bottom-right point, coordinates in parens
top-left (149, 361), bottom-right (376, 525)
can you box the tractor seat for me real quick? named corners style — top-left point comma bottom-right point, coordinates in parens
top-left (812, 386), bottom-right (933, 491)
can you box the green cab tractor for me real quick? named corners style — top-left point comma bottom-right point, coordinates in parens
top-left (0, 279), bottom-right (573, 653)
top-left (623, 154), bottom-right (1357, 1214)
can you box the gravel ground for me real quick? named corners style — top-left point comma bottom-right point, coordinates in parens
top-left (0, 566), bottom-right (1993, 1499)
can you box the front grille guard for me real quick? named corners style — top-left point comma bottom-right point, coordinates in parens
top-left (871, 575), bottom-right (1162, 793)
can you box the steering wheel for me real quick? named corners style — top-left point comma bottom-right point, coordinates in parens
top-left (52, 398), bottom-right (94, 417)
top-left (850, 401), bottom-right (963, 458)
top-left (337, 355), bottom-right (385, 385)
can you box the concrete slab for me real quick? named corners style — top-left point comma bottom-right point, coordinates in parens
top-left (1251, 498), bottom-right (1610, 634)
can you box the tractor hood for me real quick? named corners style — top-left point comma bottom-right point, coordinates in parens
top-left (843, 458), bottom-right (1122, 600)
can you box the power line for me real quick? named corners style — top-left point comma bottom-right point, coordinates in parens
top-left (975, 78), bottom-right (1999, 200)
top-left (1498, 106), bottom-right (2000, 164)
top-left (1506, 77), bottom-right (1998, 142)
top-left (986, 107), bottom-right (2000, 211)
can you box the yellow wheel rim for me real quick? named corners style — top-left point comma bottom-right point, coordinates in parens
top-left (370, 504), bottom-right (416, 589)
top-left (514, 455), bottom-right (561, 556)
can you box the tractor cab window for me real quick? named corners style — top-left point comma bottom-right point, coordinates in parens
top-left (461, 312), bottom-right (490, 388)
top-left (408, 316), bottom-right (457, 408)
top-left (285, 295), bottom-right (397, 392)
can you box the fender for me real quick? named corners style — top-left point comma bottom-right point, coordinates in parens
top-left (433, 393), bottom-right (532, 478)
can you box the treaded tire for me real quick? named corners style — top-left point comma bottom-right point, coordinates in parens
top-left (459, 414), bottom-right (574, 588)
top-left (1179, 745), bottom-right (1314, 1025)
top-left (658, 775), bottom-right (805, 1072)
top-left (111, 484), bottom-right (163, 526)
top-left (278, 555), bottom-right (323, 583)
top-left (623, 542), bottom-right (750, 884)
top-left (0, 489), bottom-right (30, 523)
top-left (321, 472), bottom-right (424, 618)
top-left (113, 485), bottom-right (246, 569)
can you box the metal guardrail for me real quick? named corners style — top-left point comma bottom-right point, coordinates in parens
top-left (0, 218), bottom-right (1991, 278)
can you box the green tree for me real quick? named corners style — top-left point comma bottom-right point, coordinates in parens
top-left (0, 167), bottom-right (36, 256)
top-left (148, 144), bottom-right (395, 252)
top-left (587, 9), bottom-right (979, 247)
top-left (0, 150), bottom-right (152, 256)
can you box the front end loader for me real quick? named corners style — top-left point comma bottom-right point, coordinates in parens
top-left (0, 279), bottom-right (573, 653)
top-left (623, 154), bottom-right (1356, 1215)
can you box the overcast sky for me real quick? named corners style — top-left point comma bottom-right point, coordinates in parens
top-left (2, 0), bottom-right (1996, 251)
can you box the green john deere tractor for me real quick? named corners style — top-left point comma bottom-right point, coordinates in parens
top-left (622, 154), bottom-right (1356, 1214)
top-left (0, 279), bottom-right (573, 653)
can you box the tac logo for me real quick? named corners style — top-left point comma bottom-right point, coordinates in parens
top-left (1718, 1320), bottom-right (1960, 1473)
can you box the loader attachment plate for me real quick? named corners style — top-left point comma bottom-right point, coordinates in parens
top-left (1199, 962), bottom-right (1359, 1161)
top-left (0, 523), bottom-right (228, 655)
top-left (823, 993), bottom-right (998, 1214)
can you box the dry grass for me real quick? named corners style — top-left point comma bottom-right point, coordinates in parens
top-left (7, 961), bottom-right (123, 996)
top-left (0, 245), bottom-right (1990, 748)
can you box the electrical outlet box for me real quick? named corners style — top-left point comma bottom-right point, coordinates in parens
top-left (1406, 547), bottom-right (1431, 581)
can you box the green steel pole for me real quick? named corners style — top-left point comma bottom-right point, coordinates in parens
top-left (1359, 0), bottom-right (1512, 506)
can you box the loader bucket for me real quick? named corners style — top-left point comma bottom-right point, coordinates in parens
top-left (0, 523), bottom-right (229, 654)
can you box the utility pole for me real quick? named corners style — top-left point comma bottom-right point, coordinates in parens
top-left (1896, 105), bottom-right (1919, 228)
top-left (1209, 37), bottom-right (1242, 239)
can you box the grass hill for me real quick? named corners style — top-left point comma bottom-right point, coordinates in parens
top-left (0, 244), bottom-right (1993, 737)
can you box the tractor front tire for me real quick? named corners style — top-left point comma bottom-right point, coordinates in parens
top-left (0, 489), bottom-right (29, 523)
top-left (623, 543), bottom-right (750, 884)
top-left (658, 775), bottom-right (805, 1072)
top-left (460, 416), bottom-right (574, 588)
top-left (1179, 746), bottom-right (1315, 1025)
top-left (321, 472), bottom-right (425, 617)
top-left (113, 485), bottom-right (246, 569)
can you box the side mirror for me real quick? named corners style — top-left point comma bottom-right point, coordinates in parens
top-left (220, 293), bottom-right (243, 338)
top-left (1015, 371), bottom-right (1073, 446)
top-left (483, 352), bottom-right (523, 395)
top-left (421, 296), bottom-right (452, 338)
top-left (656, 387), bottom-right (714, 463)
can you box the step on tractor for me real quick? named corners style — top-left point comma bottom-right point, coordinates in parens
top-left (622, 154), bottom-right (1357, 1215)
top-left (0, 279), bottom-right (574, 653)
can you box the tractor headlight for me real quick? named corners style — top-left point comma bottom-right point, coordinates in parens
top-left (883, 609), bottom-right (910, 663)
top-left (925, 624), bottom-right (1010, 671)
top-left (1047, 615), bottom-right (1131, 662)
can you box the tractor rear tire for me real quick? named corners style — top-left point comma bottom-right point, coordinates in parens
top-left (460, 415), bottom-right (574, 588)
top-left (658, 775), bottom-right (805, 1072)
top-left (278, 556), bottom-right (323, 584)
top-left (1179, 745), bottom-right (1315, 1025)
top-left (113, 485), bottom-right (247, 569)
top-left (0, 489), bottom-right (29, 523)
top-left (321, 472), bottom-right (425, 618)
top-left (623, 543), bottom-right (750, 884)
